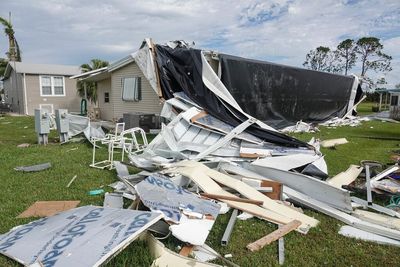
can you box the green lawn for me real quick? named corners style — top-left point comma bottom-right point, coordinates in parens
top-left (0, 115), bottom-right (399, 266)
top-left (357, 101), bottom-right (390, 116)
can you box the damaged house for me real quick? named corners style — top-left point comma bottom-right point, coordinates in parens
top-left (73, 40), bottom-right (361, 130)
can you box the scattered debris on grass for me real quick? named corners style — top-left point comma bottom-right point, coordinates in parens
top-left (17, 143), bottom-right (30, 148)
top-left (14, 162), bottom-right (51, 172)
top-left (66, 175), bottom-right (78, 188)
top-left (88, 189), bottom-right (105, 195)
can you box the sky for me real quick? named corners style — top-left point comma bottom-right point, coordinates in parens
top-left (0, 0), bottom-right (399, 88)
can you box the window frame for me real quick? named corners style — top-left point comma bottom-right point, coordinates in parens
top-left (39, 75), bottom-right (66, 97)
top-left (391, 95), bottom-right (399, 106)
top-left (121, 76), bottom-right (141, 102)
top-left (104, 92), bottom-right (110, 103)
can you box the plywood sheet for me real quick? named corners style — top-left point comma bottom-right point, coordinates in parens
top-left (17, 201), bottom-right (80, 218)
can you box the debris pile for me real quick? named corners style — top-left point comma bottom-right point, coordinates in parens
top-left (2, 39), bottom-right (400, 266)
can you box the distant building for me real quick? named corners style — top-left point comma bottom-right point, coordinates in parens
top-left (2, 62), bottom-right (81, 114)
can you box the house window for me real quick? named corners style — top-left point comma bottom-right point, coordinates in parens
top-left (40, 76), bottom-right (65, 96)
top-left (122, 77), bottom-right (141, 101)
top-left (104, 92), bottom-right (110, 103)
top-left (391, 95), bottom-right (399, 106)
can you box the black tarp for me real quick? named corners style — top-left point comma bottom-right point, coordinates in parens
top-left (219, 54), bottom-right (360, 129)
top-left (154, 45), bottom-right (309, 148)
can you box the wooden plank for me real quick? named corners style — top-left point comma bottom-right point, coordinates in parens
top-left (201, 193), bottom-right (263, 205)
top-left (246, 220), bottom-right (301, 252)
top-left (17, 201), bottom-right (80, 218)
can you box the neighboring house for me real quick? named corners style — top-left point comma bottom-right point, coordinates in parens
top-left (71, 54), bottom-right (161, 122)
top-left (2, 62), bottom-right (81, 115)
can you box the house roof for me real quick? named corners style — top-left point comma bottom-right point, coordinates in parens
top-left (70, 52), bottom-right (136, 82)
top-left (376, 88), bottom-right (400, 94)
top-left (3, 61), bottom-right (81, 80)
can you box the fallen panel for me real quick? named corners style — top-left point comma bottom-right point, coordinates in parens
top-left (17, 201), bottom-right (80, 218)
top-left (169, 214), bottom-right (215, 246)
top-left (135, 174), bottom-right (220, 245)
top-left (14, 162), bottom-right (51, 172)
top-left (327, 165), bottom-right (363, 188)
top-left (339, 225), bottom-right (400, 247)
top-left (0, 206), bottom-right (163, 267)
top-left (135, 174), bottom-right (220, 224)
top-left (320, 138), bottom-right (348, 148)
top-left (251, 154), bottom-right (320, 171)
top-left (244, 163), bottom-right (353, 212)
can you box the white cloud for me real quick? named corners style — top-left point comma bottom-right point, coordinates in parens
top-left (0, 0), bottom-right (399, 86)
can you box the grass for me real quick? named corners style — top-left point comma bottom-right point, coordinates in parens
top-left (357, 101), bottom-right (390, 116)
top-left (0, 114), bottom-right (399, 266)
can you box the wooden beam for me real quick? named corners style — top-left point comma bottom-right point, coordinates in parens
top-left (247, 220), bottom-right (301, 252)
top-left (201, 193), bottom-right (263, 206)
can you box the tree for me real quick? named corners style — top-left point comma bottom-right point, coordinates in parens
top-left (0, 58), bottom-right (7, 77)
top-left (355, 37), bottom-right (392, 88)
top-left (77, 59), bottom-right (109, 103)
top-left (303, 46), bottom-right (342, 73)
top-left (336, 39), bottom-right (357, 75)
top-left (0, 16), bottom-right (21, 61)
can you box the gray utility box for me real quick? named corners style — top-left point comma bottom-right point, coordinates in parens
top-left (55, 109), bottom-right (69, 133)
top-left (55, 109), bottom-right (69, 143)
top-left (123, 113), bottom-right (161, 132)
top-left (35, 109), bottom-right (50, 134)
top-left (34, 109), bottom-right (50, 145)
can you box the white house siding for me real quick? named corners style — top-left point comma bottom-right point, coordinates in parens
top-left (110, 62), bottom-right (162, 120)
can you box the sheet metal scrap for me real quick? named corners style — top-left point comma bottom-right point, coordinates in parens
top-left (0, 206), bottom-right (163, 267)
top-left (14, 162), bottom-right (51, 172)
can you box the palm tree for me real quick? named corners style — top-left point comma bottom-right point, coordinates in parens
top-left (0, 16), bottom-right (21, 62)
top-left (77, 59), bottom-right (109, 103)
